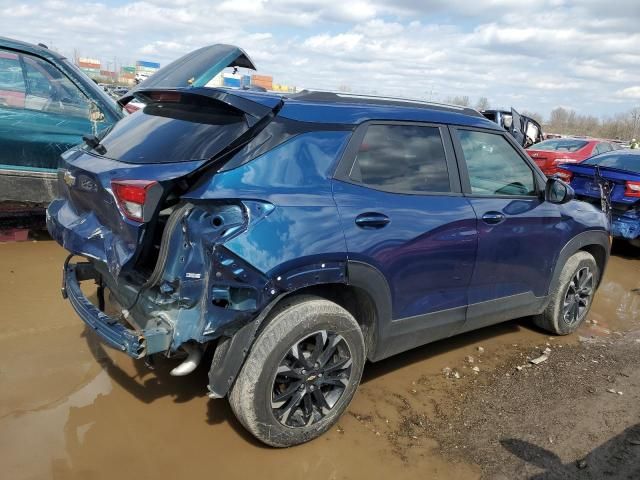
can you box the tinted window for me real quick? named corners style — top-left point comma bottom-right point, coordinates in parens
top-left (457, 130), bottom-right (536, 196)
top-left (531, 139), bottom-right (588, 152)
top-left (97, 96), bottom-right (248, 163)
top-left (583, 152), bottom-right (640, 174)
top-left (349, 124), bottom-right (450, 193)
top-left (0, 50), bottom-right (25, 108)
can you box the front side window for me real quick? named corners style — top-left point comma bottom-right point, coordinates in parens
top-left (349, 124), bottom-right (451, 193)
top-left (457, 130), bottom-right (536, 196)
top-left (0, 50), bottom-right (26, 108)
top-left (21, 54), bottom-right (92, 119)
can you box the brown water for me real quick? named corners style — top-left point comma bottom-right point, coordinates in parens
top-left (1, 240), bottom-right (638, 480)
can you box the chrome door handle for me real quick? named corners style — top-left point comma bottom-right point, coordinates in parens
top-left (481, 212), bottom-right (505, 225)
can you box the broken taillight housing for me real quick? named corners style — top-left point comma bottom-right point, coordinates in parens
top-left (112, 180), bottom-right (158, 222)
top-left (625, 181), bottom-right (640, 197)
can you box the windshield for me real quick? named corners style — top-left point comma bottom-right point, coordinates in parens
top-left (582, 152), bottom-right (640, 174)
top-left (530, 139), bottom-right (588, 152)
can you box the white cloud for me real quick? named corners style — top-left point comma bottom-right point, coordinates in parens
top-left (616, 87), bottom-right (640, 99)
top-left (0, 0), bottom-right (638, 116)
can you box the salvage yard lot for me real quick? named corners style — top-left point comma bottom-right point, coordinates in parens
top-left (1, 239), bottom-right (639, 479)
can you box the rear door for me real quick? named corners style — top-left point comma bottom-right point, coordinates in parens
top-left (333, 122), bottom-right (478, 356)
top-left (119, 44), bottom-right (256, 107)
top-left (451, 127), bottom-right (564, 330)
top-left (49, 88), bottom-right (280, 278)
top-left (509, 108), bottom-right (526, 146)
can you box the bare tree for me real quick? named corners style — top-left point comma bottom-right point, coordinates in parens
top-left (446, 95), bottom-right (470, 107)
top-left (522, 110), bottom-right (544, 125)
top-left (475, 96), bottom-right (490, 111)
top-left (543, 105), bottom-right (640, 140)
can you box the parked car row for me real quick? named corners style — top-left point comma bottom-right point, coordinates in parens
top-left (527, 138), bottom-right (625, 179)
top-left (524, 137), bottom-right (639, 246)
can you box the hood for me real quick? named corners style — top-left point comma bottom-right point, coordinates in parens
top-left (118, 44), bottom-right (256, 106)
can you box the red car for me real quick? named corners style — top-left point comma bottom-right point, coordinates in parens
top-left (526, 138), bottom-right (620, 179)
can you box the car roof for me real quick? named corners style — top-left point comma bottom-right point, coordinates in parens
top-left (0, 36), bottom-right (66, 62)
top-left (226, 88), bottom-right (500, 129)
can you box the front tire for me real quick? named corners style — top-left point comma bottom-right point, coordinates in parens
top-left (229, 296), bottom-right (366, 447)
top-left (533, 251), bottom-right (598, 335)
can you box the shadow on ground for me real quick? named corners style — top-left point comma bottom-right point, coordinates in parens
top-left (501, 424), bottom-right (640, 479)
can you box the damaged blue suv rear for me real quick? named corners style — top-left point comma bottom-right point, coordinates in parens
top-left (48, 44), bottom-right (611, 447)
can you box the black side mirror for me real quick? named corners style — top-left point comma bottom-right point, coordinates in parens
top-left (545, 177), bottom-right (574, 204)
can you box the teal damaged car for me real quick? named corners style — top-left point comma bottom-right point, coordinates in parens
top-left (0, 37), bottom-right (123, 208)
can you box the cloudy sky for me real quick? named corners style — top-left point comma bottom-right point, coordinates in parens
top-left (1, 0), bottom-right (639, 117)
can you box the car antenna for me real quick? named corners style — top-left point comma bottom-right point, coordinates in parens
top-left (38, 43), bottom-right (48, 49)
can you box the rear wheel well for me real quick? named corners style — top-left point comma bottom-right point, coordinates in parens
top-left (262, 284), bottom-right (377, 358)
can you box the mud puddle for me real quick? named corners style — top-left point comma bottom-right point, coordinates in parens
top-left (0, 240), bottom-right (638, 479)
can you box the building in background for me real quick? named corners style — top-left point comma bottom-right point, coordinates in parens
top-left (136, 60), bottom-right (160, 78)
top-left (251, 74), bottom-right (273, 90)
top-left (77, 57), bottom-right (100, 80)
top-left (120, 65), bottom-right (136, 85)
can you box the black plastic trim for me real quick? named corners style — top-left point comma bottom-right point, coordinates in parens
top-left (346, 260), bottom-right (393, 360)
top-left (547, 230), bottom-right (610, 296)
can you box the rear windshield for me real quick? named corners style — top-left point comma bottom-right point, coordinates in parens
top-left (583, 152), bottom-right (640, 174)
top-left (531, 139), bottom-right (588, 152)
top-left (96, 96), bottom-right (247, 163)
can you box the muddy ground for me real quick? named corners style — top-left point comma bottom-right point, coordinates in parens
top-left (1, 239), bottom-right (639, 479)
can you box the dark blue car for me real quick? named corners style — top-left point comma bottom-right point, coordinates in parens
top-left (561, 149), bottom-right (640, 246)
top-left (47, 44), bottom-right (610, 447)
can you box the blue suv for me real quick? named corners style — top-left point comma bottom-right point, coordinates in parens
top-left (47, 44), bottom-right (610, 447)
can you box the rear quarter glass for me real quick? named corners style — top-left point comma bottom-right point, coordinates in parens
top-left (96, 99), bottom-right (248, 164)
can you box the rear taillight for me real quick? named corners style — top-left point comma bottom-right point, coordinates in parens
top-left (625, 181), bottom-right (640, 197)
top-left (555, 169), bottom-right (573, 183)
top-left (112, 180), bottom-right (157, 222)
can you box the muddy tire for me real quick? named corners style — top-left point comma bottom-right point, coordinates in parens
top-left (533, 251), bottom-right (598, 335)
top-left (228, 295), bottom-right (365, 447)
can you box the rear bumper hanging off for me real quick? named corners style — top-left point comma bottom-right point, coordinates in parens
top-left (62, 260), bottom-right (171, 358)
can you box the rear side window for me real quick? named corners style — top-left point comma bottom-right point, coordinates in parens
top-left (97, 95), bottom-right (247, 163)
top-left (349, 124), bottom-right (450, 193)
top-left (457, 130), bottom-right (536, 196)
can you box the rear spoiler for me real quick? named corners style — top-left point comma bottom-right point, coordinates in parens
top-left (118, 87), bottom-right (282, 125)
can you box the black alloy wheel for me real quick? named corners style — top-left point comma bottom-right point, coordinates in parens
top-left (271, 330), bottom-right (353, 428)
top-left (562, 266), bottom-right (594, 326)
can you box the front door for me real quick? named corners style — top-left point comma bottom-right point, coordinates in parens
top-left (451, 127), bottom-right (565, 330)
top-left (332, 122), bottom-right (478, 356)
top-left (0, 49), bottom-right (102, 171)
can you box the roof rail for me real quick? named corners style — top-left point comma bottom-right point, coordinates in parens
top-left (289, 90), bottom-right (482, 117)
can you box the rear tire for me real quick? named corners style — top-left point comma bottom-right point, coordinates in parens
top-left (229, 295), bottom-right (365, 447)
top-left (533, 251), bottom-right (598, 335)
